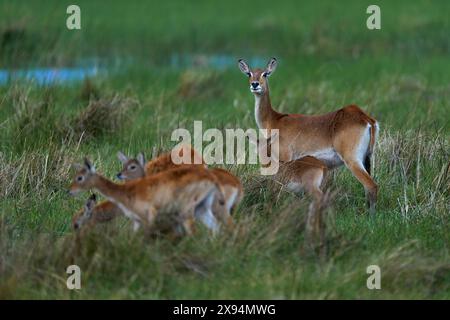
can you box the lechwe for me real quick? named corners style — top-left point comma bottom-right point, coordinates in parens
top-left (69, 158), bottom-right (223, 235)
top-left (117, 146), bottom-right (242, 223)
top-left (116, 144), bottom-right (205, 180)
top-left (72, 194), bottom-right (121, 230)
top-left (238, 58), bottom-right (379, 213)
top-left (248, 131), bottom-right (327, 202)
top-left (72, 193), bottom-right (181, 237)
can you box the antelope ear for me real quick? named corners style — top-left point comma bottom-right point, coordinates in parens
top-left (84, 194), bottom-right (97, 214)
top-left (84, 158), bottom-right (95, 173)
top-left (263, 57), bottom-right (277, 77)
top-left (238, 59), bottom-right (251, 77)
top-left (137, 152), bottom-right (146, 167)
top-left (117, 151), bottom-right (129, 164)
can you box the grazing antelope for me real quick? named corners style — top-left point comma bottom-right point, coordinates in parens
top-left (117, 147), bottom-right (242, 223)
top-left (248, 131), bottom-right (327, 202)
top-left (72, 194), bottom-right (121, 230)
top-left (72, 194), bottom-right (183, 238)
top-left (238, 58), bottom-right (379, 213)
top-left (69, 158), bottom-right (223, 234)
top-left (207, 167), bottom-right (243, 215)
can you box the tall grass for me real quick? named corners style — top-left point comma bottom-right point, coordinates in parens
top-left (0, 85), bottom-right (448, 298)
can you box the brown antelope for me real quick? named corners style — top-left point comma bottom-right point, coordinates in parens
top-left (72, 194), bottom-right (121, 230)
top-left (117, 147), bottom-right (242, 223)
top-left (116, 144), bottom-right (205, 179)
top-left (248, 131), bottom-right (327, 202)
top-left (238, 58), bottom-right (379, 213)
top-left (71, 145), bottom-right (209, 232)
top-left (69, 158), bottom-right (223, 234)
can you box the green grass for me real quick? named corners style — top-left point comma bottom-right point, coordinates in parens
top-left (0, 0), bottom-right (449, 299)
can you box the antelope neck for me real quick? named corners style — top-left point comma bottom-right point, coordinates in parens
top-left (92, 175), bottom-right (129, 204)
top-left (253, 88), bottom-right (279, 129)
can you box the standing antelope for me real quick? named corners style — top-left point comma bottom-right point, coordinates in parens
top-left (69, 158), bottom-right (223, 234)
top-left (238, 58), bottom-right (379, 213)
top-left (117, 146), bottom-right (242, 224)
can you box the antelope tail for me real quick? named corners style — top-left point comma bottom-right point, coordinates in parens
top-left (364, 121), bottom-right (379, 176)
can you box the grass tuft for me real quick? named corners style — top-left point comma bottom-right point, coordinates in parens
top-left (67, 94), bottom-right (139, 143)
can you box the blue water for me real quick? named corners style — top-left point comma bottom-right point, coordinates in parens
top-left (170, 54), bottom-right (266, 69)
top-left (0, 54), bottom-right (266, 86)
top-left (0, 66), bottom-right (100, 86)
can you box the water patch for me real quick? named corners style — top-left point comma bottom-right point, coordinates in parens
top-left (0, 54), bottom-right (267, 85)
top-left (170, 54), bottom-right (266, 69)
top-left (0, 66), bottom-right (101, 86)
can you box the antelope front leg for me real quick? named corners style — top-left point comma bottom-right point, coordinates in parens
top-left (146, 207), bottom-right (157, 229)
top-left (180, 207), bottom-right (196, 236)
top-left (213, 198), bottom-right (234, 231)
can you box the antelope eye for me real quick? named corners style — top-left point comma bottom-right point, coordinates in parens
top-left (129, 165), bottom-right (136, 170)
top-left (76, 176), bottom-right (84, 182)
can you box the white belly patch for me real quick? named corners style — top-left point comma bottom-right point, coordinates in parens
top-left (295, 148), bottom-right (343, 168)
top-left (286, 182), bottom-right (303, 193)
